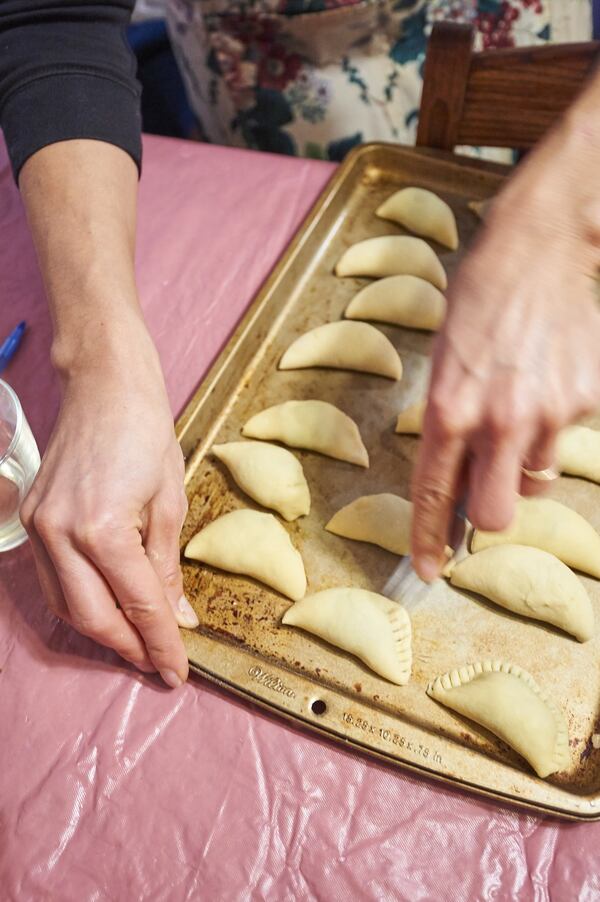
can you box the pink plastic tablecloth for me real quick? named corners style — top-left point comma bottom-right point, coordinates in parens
top-left (1, 134), bottom-right (598, 901)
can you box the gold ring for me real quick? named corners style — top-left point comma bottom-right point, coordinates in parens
top-left (521, 466), bottom-right (559, 483)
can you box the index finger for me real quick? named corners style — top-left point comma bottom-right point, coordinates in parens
top-left (410, 411), bottom-right (466, 582)
top-left (78, 525), bottom-right (189, 687)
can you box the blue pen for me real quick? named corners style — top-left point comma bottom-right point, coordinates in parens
top-left (0, 321), bottom-right (26, 375)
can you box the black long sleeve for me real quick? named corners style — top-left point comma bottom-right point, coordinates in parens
top-left (0, 0), bottom-right (141, 180)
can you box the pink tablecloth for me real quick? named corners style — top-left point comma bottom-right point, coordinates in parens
top-left (0, 134), bottom-right (597, 901)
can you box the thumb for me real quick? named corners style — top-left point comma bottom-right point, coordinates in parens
top-left (144, 491), bottom-right (199, 630)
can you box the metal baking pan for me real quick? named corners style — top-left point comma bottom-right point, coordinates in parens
top-left (177, 143), bottom-right (600, 819)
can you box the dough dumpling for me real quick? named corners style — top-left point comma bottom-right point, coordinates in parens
top-left (344, 275), bottom-right (446, 331)
top-left (185, 509), bottom-right (306, 601)
top-left (212, 441), bottom-right (310, 521)
top-left (427, 660), bottom-right (570, 778)
top-left (283, 587), bottom-right (412, 685)
top-left (335, 236), bottom-right (447, 290)
top-left (557, 425), bottom-right (600, 484)
top-left (376, 187), bottom-right (459, 250)
top-left (446, 545), bottom-right (594, 642)
top-left (326, 493), bottom-right (412, 556)
top-left (242, 400), bottom-right (368, 467)
top-left (395, 399), bottom-right (425, 435)
top-left (279, 321), bottom-right (402, 380)
top-left (472, 497), bottom-right (600, 579)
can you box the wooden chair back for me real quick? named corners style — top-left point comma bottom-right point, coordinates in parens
top-left (417, 22), bottom-right (600, 151)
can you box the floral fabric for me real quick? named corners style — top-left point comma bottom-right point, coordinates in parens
top-left (166, 0), bottom-right (592, 161)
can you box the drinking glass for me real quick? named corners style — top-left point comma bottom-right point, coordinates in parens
top-left (0, 379), bottom-right (40, 551)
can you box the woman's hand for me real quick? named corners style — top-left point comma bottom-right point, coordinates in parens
top-left (411, 96), bottom-right (600, 581)
top-left (21, 325), bottom-right (197, 687)
top-left (18, 141), bottom-right (198, 685)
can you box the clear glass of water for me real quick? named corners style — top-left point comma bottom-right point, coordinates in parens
top-left (0, 379), bottom-right (40, 552)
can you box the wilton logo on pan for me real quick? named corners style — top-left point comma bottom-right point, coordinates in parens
top-left (248, 665), bottom-right (296, 698)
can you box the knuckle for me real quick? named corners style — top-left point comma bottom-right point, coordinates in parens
top-left (147, 548), bottom-right (183, 589)
top-left (427, 392), bottom-right (472, 439)
top-left (484, 402), bottom-right (507, 436)
top-left (539, 407), bottom-right (562, 433)
top-left (33, 505), bottom-right (67, 545)
top-left (539, 395), bottom-right (573, 435)
top-left (161, 564), bottom-right (183, 590)
top-left (122, 598), bottom-right (161, 627)
top-left (70, 612), bottom-right (108, 639)
top-left (571, 385), bottom-right (599, 419)
top-left (484, 378), bottom-right (532, 438)
top-left (76, 523), bottom-right (103, 552)
top-left (424, 386), bottom-right (448, 420)
top-left (414, 478), bottom-right (453, 517)
top-left (427, 392), bottom-right (451, 428)
top-left (75, 513), bottom-right (118, 552)
top-left (485, 406), bottom-right (519, 441)
top-left (436, 410), bottom-right (465, 440)
top-left (539, 389), bottom-right (568, 430)
top-left (154, 497), bottom-right (187, 535)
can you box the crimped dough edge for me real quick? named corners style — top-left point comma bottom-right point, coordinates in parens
top-left (426, 660), bottom-right (569, 772)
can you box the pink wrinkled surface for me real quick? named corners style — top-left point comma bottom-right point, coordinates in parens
top-left (0, 134), bottom-right (597, 900)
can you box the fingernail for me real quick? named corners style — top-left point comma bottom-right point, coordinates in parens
top-left (417, 555), bottom-right (441, 583)
top-left (175, 595), bottom-right (199, 629)
top-left (160, 668), bottom-right (183, 689)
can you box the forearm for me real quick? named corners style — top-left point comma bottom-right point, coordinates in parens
top-left (19, 140), bottom-right (153, 378)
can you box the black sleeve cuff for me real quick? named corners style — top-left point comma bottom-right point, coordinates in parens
top-left (2, 71), bottom-right (142, 182)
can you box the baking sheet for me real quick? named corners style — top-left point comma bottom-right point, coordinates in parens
top-left (178, 143), bottom-right (600, 819)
